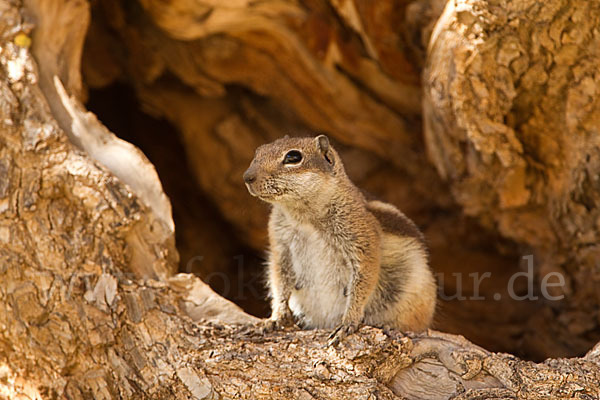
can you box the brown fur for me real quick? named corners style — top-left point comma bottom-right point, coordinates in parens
top-left (244, 135), bottom-right (436, 342)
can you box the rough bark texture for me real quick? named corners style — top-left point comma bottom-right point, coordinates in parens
top-left (1, 0), bottom-right (600, 399)
top-left (424, 0), bottom-right (600, 357)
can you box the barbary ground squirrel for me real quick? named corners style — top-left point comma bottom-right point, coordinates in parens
top-left (243, 135), bottom-right (436, 345)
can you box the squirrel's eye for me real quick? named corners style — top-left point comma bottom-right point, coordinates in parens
top-left (283, 150), bottom-right (303, 165)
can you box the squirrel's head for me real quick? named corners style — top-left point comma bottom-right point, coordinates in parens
top-left (243, 135), bottom-right (342, 204)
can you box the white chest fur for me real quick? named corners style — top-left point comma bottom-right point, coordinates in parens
top-left (286, 222), bottom-right (351, 329)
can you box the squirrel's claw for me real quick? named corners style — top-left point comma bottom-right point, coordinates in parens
top-left (327, 322), bottom-right (359, 347)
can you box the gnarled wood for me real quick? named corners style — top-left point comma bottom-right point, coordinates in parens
top-left (1, 0), bottom-right (600, 398)
top-left (424, 0), bottom-right (600, 357)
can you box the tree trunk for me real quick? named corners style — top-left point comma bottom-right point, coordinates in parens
top-left (423, 0), bottom-right (600, 357)
top-left (1, 0), bottom-right (600, 399)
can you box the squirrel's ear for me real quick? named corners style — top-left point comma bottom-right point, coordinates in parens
top-left (316, 135), bottom-right (329, 153)
top-left (316, 135), bottom-right (334, 165)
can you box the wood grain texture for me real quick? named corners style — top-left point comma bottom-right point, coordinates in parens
top-left (1, 0), bottom-right (600, 398)
top-left (424, 0), bottom-right (600, 357)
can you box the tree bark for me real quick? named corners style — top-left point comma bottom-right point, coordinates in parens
top-left (424, 0), bottom-right (600, 357)
top-left (1, 0), bottom-right (600, 399)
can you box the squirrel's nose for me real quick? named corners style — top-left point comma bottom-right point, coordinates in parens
top-left (243, 169), bottom-right (256, 184)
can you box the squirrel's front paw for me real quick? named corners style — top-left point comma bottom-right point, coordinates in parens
top-left (257, 312), bottom-right (296, 334)
top-left (327, 322), bottom-right (360, 347)
top-left (257, 318), bottom-right (279, 334)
